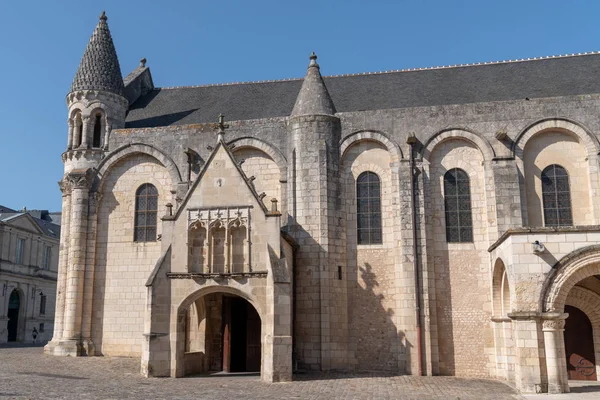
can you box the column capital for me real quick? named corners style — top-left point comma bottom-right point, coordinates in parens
top-left (58, 179), bottom-right (73, 195)
top-left (66, 169), bottom-right (94, 190)
top-left (542, 313), bottom-right (568, 331)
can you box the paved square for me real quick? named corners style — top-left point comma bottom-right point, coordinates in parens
top-left (0, 346), bottom-right (524, 399)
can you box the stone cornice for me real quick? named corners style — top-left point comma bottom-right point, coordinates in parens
top-left (488, 225), bottom-right (600, 252)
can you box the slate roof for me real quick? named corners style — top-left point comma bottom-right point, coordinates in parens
top-left (70, 12), bottom-right (125, 96)
top-left (0, 205), bottom-right (61, 239)
top-left (125, 52), bottom-right (600, 128)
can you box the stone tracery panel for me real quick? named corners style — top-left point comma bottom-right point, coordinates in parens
top-left (188, 207), bottom-right (252, 274)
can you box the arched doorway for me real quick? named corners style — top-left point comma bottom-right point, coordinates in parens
top-left (7, 289), bottom-right (20, 342)
top-left (564, 305), bottom-right (597, 381)
top-left (181, 292), bottom-right (262, 375)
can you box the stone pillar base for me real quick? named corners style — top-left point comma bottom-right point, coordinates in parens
top-left (44, 339), bottom-right (83, 357)
top-left (262, 335), bottom-right (293, 383)
top-left (81, 339), bottom-right (95, 356)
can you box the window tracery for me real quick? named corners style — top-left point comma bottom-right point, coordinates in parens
top-left (542, 164), bottom-right (573, 227)
top-left (134, 183), bottom-right (158, 242)
top-left (356, 171), bottom-right (382, 245)
top-left (444, 168), bottom-right (473, 243)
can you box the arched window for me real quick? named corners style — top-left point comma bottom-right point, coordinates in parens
top-left (92, 114), bottom-right (102, 148)
top-left (444, 168), bottom-right (473, 243)
top-left (74, 112), bottom-right (83, 148)
top-left (356, 171), bottom-right (382, 244)
top-left (134, 183), bottom-right (158, 242)
top-left (541, 164), bottom-right (572, 227)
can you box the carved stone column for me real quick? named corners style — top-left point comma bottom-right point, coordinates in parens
top-left (103, 116), bottom-right (112, 150)
top-left (81, 191), bottom-right (101, 355)
top-left (47, 179), bottom-right (72, 347)
top-left (60, 169), bottom-right (92, 355)
top-left (543, 315), bottom-right (570, 394)
top-left (80, 116), bottom-right (91, 149)
top-left (67, 119), bottom-right (74, 150)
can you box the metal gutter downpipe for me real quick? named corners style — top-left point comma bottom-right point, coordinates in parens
top-left (407, 133), bottom-right (423, 376)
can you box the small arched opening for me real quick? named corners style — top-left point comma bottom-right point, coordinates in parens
top-left (92, 113), bottom-right (103, 148)
top-left (179, 292), bottom-right (262, 376)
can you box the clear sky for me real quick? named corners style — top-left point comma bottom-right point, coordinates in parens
top-left (0, 0), bottom-right (598, 212)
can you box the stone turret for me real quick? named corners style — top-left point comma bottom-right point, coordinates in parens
top-left (291, 52), bottom-right (337, 117)
top-left (46, 11), bottom-right (127, 357)
top-left (63, 11), bottom-right (128, 173)
top-left (288, 53), bottom-right (347, 370)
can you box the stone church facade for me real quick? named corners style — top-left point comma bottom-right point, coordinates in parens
top-left (46, 12), bottom-right (600, 393)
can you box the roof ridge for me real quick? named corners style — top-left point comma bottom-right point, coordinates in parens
top-left (154, 51), bottom-right (600, 91)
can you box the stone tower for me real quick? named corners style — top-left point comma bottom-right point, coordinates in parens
top-left (45, 11), bottom-right (128, 357)
top-left (288, 53), bottom-right (348, 370)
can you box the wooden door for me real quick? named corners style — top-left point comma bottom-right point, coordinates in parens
top-left (564, 305), bottom-right (597, 381)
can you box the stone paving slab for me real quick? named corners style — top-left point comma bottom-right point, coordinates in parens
top-left (0, 347), bottom-right (524, 399)
top-left (523, 381), bottom-right (600, 400)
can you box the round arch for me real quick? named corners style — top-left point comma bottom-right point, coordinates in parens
top-left (228, 137), bottom-right (287, 182)
top-left (421, 128), bottom-right (495, 162)
top-left (492, 258), bottom-right (512, 317)
top-left (177, 284), bottom-right (264, 321)
top-left (93, 143), bottom-right (182, 192)
top-left (340, 130), bottom-right (403, 163)
top-left (541, 244), bottom-right (600, 313)
top-left (513, 118), bottom-right (599, 159)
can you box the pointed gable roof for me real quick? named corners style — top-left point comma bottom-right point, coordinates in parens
top-left (171, 138), bottom-right (270, 220)
top-left (70, 11), bottom-right (125, 96)
top-left (291, 52), bottom-right (336, 117)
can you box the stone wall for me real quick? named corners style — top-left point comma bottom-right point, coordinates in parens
top-left (427, 139), bottom-right (493, 377)
top-left (93, 153), bottom-right (173, 356)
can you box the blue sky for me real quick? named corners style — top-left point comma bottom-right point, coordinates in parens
top-left (0, 0), bottom-right (598, 212)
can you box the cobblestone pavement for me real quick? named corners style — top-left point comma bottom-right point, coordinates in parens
top-left (523, 381), bottom-right (600, 400)
top-left (0, 346), bottom-right (524, 400)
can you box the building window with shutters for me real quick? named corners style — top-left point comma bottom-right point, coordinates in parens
top-left (134, 183), bottom-right (158, 242)
top-left (356, 171), bottom-right (382, 245)
top-left (444, 168), bottom-right (473, 243)
top-left (541, 164), bottom-right (573, 227)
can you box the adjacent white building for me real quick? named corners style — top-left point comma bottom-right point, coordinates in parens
top-left (0, 206), bottom-right (60, 344)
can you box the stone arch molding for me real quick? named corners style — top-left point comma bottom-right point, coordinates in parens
top-left (340, 130), bottom-right (403, 163)
top-left (421, 128), bottom-right (495, 162)
top-left (513, 118), bottom-right (600, 159)
top-left (541, 244), bottom-right (600, 313)
top-left (564, 286), bottom-right (600, 378)
top-left (176, 284), bottom-right (264, 321)
top-left (228, 137), bottom-right (288, 182)
top-left (93, 143), bottom-right (182, 192)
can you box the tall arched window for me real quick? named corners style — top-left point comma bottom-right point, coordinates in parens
top-left (356, 171), bottom-right (382, 244)
top-left (134, 183), bottom-right (158, 242)
top-left (541, 164), bottom-right (573, 227)
top-left (444, 168), bottom-right (473, 243)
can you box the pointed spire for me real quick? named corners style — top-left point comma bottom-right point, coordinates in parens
top-left (70, 11), bottom-right (125, 96)
top-left (291, 52), bottom-right (336, 117)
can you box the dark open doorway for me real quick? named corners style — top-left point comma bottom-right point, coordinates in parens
top-left (564, 305), bottom-right (597, 381)
top-left (222, 296), bottom-right (261, 373)
top-left (7, 289), bottom-right (20, 342)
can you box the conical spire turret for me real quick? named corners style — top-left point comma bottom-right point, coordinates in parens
top-left (70, 11), bottom-right (125, 96)
top-left (291, 52), bottom-right (336, 117)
